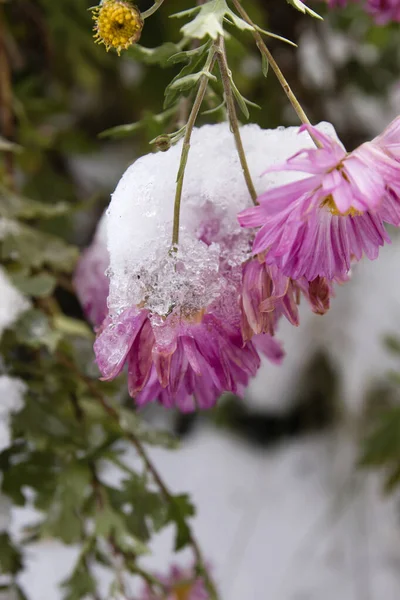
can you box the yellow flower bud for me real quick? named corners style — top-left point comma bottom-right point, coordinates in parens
top-left (92, 0), bottom-right (143, 55)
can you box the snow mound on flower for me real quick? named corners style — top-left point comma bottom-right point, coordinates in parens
top-left (106, 121), bottom-right (339, 316)
top-left (0, 267), bottom-right (30, 338)
top-left (0, 376), bottom-right (26, 452)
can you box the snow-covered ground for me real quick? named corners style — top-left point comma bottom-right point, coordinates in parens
top-left (10, 426), bottom-right (400, 600)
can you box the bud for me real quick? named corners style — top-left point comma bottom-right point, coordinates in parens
top-left (92, 0), bottom-right (143, 55)
top-left (153, 134), bottom-right (172, 152)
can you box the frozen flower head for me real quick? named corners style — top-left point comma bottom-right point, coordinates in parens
top-left (95, 124), bottom-right (342, 409)
top-left (74, 214), bottom-right (109, 328)
top-left (92, 0), bottom-right (143, 54)
top-left (366, 0), bottom-right (400, 23)
top-left (238, 123), bottom-right (400, 281)
top-left (140, 565), bottom-right (208, 600)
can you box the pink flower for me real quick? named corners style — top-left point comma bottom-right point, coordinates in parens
top-left (366, 0), bottom-right (400, 23)
top-left (238, 124), bottom-right (399, 280)
top-left (373, 116), bottom-right (400, 226)
top-left (74, 219), bottom-right (109, 328)
top-left (94, 293), bottom-right (282, 411)
top-left (140, 564), bottom-right (208, 600)
top-left (240, 259), bottom-right (299, 342)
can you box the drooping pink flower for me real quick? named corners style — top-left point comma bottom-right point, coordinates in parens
top-left (74, 216), bottom-right (109, 328)
top-left (140, 564), bottom-right (209, 600)
top-left (238, 124), bottom-right (400, 281)
top-left (373, 116), bottom-right (400, 226)
top-left (366, 0), bottom-right (400, 23)
top-left (94, 287), bottom-right (283, 411)
top-left (240, 258), bottom-right (299, 341)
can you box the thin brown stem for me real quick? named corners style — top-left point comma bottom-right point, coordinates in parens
top-left (172, 48), bottom-right (216, 248)
top-left (216, 35), bottom-right (258, 205)
top-left (231, 0), bottom-right (313, 129)
top-left (57, 352), bottom-right (220, 600)
top-left (0, 8), bottom-right (15, 183)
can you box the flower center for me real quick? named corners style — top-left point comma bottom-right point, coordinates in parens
top-left (320, 195), bottom-right (361, 217)
top-left (171, 582), bottom-right (193, 600)
top-left (92, 0), bottom-right (143, 54)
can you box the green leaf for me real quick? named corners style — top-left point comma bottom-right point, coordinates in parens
top-left (0, 222), bottom-right (78, 272)
top-left (10, 272), bottom-right (57, 298)
top-left (384, 335), bottom-right (400, 355)
top-left (53, 315), bottom-right (93, 339)
top-left (40, 464), bottom-right (91, 544)
top-left (95, 503), bottom-right (148, 555)
top-left (119, 407), bottom-right (179, 449)
top-left (164, 43), bottom-right (213, 108)
top-left (99, 107), bottom-right (177, 139)
top-left (261, 54), bottom-right (269, 78)
top-left (0, 186), bottom-right (69, 220)
top-left (0, 533), bottom-right (23, 575)
top-left (128, 42), bottom-right (182, 66)
top-left (13, 309), bottom-right (61, 351)
top-left (108, 473), bottom-right (167, 542)
top-left (286, 0), bottom-right (323, 19)
top-left (166, 494), bottom-right (195, 551)
top-left (61, 563), bottom-right (98, 600)
top-left (174, 0), bottom-right (253, 41)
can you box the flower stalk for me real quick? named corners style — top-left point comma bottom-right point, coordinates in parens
top-left (215, 35), bottom-right (258, 205)
top-left (231, 0), bottom-right (314, 130)
top-left (172, 47), bottom-right (217, 248)
top-left (141, 0), bottom-right (165, 20)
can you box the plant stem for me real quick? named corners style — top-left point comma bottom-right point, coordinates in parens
top-left (141, 0), bottom-right (165, 19)
top-left (0, 7), bottom-right (15, 185)
top-left (171, 48), bottom-right (216, 248)
top-left (57, 352), bottom-right (220, 600)
top-left (215, 35), bottom-right (258, 205)
top-left (231, 0), bottom-right (312, 129)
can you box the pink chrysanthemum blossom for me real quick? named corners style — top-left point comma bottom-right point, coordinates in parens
top-left (240, 257), bottom-right (335, 341)
top-left (366, 0), bottom-right (400, 23)
top-left (94, 289), bottom-right (282, 412)
top-left (373, 116), bottom-right (400, 226)
top-left (240, 259), bottom-right (299, 341)
top-left (74, 215), bottom-right (109, 328)
top-left (140, 564), bottom-right (208, 600)
top-left (238, 124), bottom-right (400, 281)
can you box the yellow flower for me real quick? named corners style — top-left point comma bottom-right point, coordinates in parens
top-left (92, 0), bottom-right (143, 54)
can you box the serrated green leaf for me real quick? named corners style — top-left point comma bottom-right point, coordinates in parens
top-left (175, 0), bottom-right (253, 41)
top-left (61, 563), bottom-right (98, 600)
top-left (166, 493), bottom-right (196, 551)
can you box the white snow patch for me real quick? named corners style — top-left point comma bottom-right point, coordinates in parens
top-left (106, 122), bottom-right (338, 317)
top-left (12, 427), bottom-right (400, 600)
top-left (0, 376), bottom-right (26, 452)
top-left (0, 267), bottom-right (30, 339)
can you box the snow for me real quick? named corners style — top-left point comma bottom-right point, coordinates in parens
top-left (11, 427), bottom-right (400, 600)
top-left (106, 122), bottom-right (338, 317)
top-left (0, 376), bottom-right (26, 452)
top-left (0, 267), bottom-right (30, 339)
